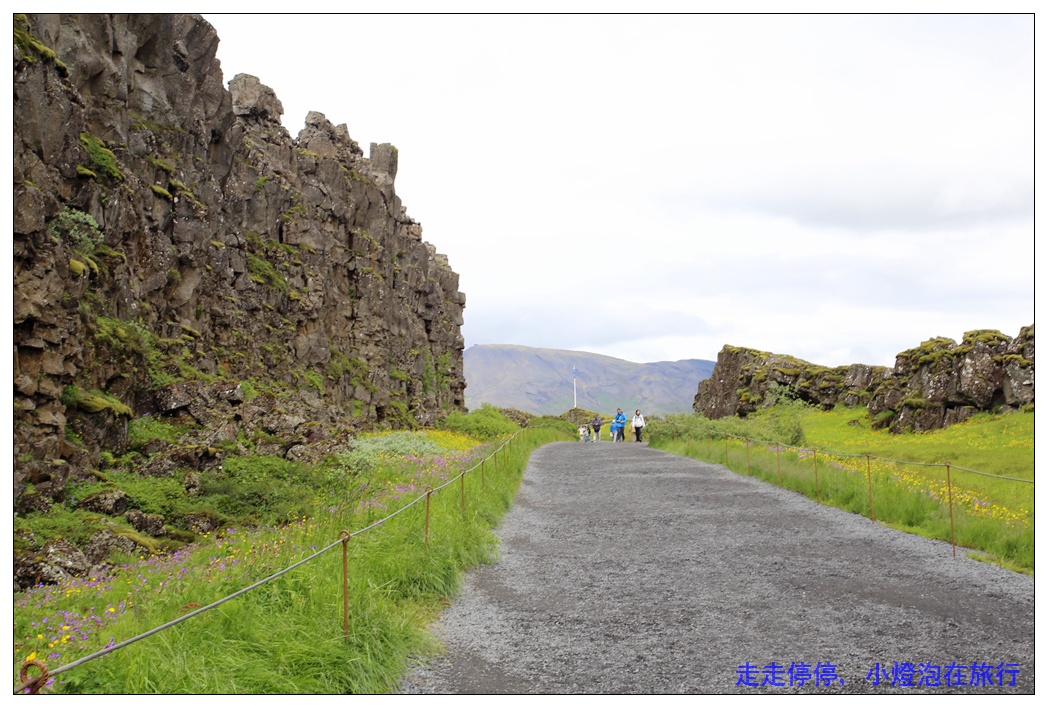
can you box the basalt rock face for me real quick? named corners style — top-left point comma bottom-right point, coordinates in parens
top-left (694, 326), bottom-right (1034, 433)
top-left (13, 14), bottom-right (466, 509)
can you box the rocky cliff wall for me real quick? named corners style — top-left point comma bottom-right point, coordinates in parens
top-left (13, 14), bottom-right (467, 508)
top-left (694, 326), bottom-right (1034, 433)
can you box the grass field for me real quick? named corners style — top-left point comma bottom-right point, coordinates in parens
top-left (648, 405), bottom-right (1034, 574)
top-left (13, 414), bottom-right (574, 694)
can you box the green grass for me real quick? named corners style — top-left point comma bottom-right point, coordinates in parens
top-left (800, 405), bottom-right (1033, 478)
top-left (14, 417), bottom-right (573, 694)
top-left (127, 416), bottom-right (195, 450)
top-left (649, 405), bottom-right (1033, 573)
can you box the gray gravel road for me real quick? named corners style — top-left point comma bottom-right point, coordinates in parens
top-left (399, 441), bottom-right (1034, 694)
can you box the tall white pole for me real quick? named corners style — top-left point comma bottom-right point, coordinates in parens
top-left (572, 366), bottom-right (577, 409)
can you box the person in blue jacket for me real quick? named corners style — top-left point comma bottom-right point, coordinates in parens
top-left (613, 408), bottom-right (627, 442)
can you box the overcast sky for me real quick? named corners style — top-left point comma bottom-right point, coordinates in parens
top-left (203, 12), bottom-right (1033, 368)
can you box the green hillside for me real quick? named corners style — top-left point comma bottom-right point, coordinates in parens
top-left (464, 344), bottom-right (715, 416)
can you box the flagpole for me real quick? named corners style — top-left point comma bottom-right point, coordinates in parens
top-left (572, 366), bottom-right (577, 409)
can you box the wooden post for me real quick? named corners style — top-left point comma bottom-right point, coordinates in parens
top-left (340, 531), bottom-right (351, 637)
top-left (424, 488), bottom-right (433, 547)
top-left (813, 450), bottom-right (820, 504)
top-left (945, 462), bottom-right (956, 557)
top-left (865, 453), bottom-right (876, 521)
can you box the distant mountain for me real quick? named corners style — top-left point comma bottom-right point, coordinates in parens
top-left (464, 344), bottom-right (716, 417)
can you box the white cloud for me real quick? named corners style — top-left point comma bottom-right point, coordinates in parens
top-left (204, 12), bottom-right (1034, 367)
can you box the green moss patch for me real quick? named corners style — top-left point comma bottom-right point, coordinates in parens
top-left (62, 385), bottom-right (134, 417)
top-left (78, 133), bottom-right (124, 181)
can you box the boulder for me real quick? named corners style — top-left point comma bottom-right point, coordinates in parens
top-left (83, 528), bottom-right (139, 564)
top-left (78, 488), bottom-right (128, 516)
top-left (229, 73), bottom-right (284, 123)
top-left (14, 551), bottom-right (72, 591)
top-left (183, 511), bottom-right (220, 534)
top-left (126, 509), bottom-right (167, 537)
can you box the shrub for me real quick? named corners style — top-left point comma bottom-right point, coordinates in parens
top-left (50, 207), bottom-right (104, 255)
top-left (439, 404), bottom-right (518, 440)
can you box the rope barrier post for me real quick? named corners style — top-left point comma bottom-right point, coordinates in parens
top-left (776, 444), bottom-right (782, 487)
top-left (746, 437), bottom-right (751, 475)
top-left (460, 471), bottom-right (466, 513)
top-left (865, 453), bottom-right (876, 521)
top-left (724, 435), bottom-right (729, 465)
top-left (813, 449), bottom-right (821, 504)
top-left (481, 458), bottom-right (486, 490)
top-left (339, 530), bottom-right (351, 638)
top-left (424, 487), bottom-right (433, 548)
top-left (945, 462), bottom-right (956, 557)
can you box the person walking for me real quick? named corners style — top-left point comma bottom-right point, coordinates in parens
top-left (632, 409), bottom-right (646, 443)
top-left (613, 408), bottom-right (627, 442)
top-left (591, 415), bottom-right (603, 442)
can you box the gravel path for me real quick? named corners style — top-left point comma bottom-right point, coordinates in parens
top-left (399, 441), bottom-right (1034, 694)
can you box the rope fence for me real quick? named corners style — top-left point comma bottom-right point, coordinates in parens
top-left (16, 419), bottom-right (1030, 692)
top-left (14, 429), bottom-right (529, 695)
top-left (653, 419), bottom-right (1033, 561)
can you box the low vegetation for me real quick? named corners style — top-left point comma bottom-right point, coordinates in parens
top-left (648, 402), bottom-right (1034, 573)
top-left (13, 409), bottom-right (574, 694)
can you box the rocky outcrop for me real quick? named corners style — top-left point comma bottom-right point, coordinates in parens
top-left (869, 327), bottom-right (1034, 432)
top-left (694, 347), bottom-right (888, 419)
top-left (13, 14), bottom-right (467, 508)
top-left (694, 326), bottom-right (1034, 433)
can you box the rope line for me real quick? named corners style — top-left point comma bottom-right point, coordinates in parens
top-left (14, 429), bottom-right (528, 694)
top-left (18, 534), bottom-right (347, 690)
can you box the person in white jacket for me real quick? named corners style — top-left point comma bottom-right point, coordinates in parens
top-left (632, 410), bottom-right (646, 443)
